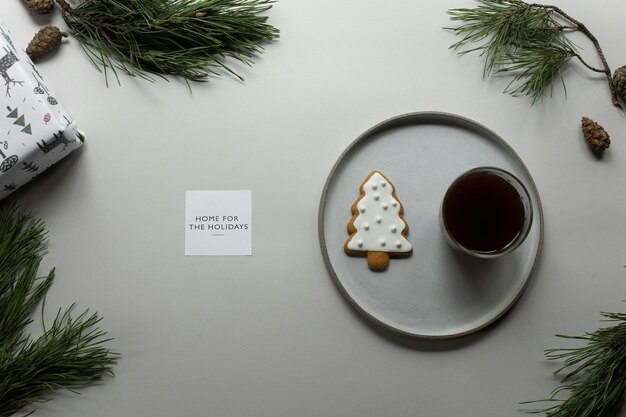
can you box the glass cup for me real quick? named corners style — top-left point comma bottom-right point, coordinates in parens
top-left (440, 166), bottom-right (533, 259)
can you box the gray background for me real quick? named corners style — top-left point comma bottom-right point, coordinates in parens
top-left (2, 1), bottom-right (626, 416)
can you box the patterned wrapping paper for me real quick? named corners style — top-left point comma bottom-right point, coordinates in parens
top-left (0, 22), bottom-right (84, 200)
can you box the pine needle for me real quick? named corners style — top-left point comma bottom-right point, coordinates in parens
top-left (522, 311), bottom-right (626, 417)
top-left (447, 0), bottom-right (576, 103)
top-left (56, 0), bottom-right (280, 85)
top-left (0, 204), bottom-right (118, 417)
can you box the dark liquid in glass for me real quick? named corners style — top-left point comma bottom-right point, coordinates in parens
top-left (443, 172), bottom-right (525, 253)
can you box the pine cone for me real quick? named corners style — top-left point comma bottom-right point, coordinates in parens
top-left (613, 65), bottom-right (626, 104)
top-left (23, 0), bottom-right (55, 14)
top-left (26, 26), bottom-right (67, 61)
top-left (581, 117), bottom-right (610, 154)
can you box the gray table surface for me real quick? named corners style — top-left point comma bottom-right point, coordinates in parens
top-left (2, 1), bottom-right (625, 416)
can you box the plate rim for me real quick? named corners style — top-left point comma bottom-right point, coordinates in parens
top-left (318, 111), bottom-right (544, 339)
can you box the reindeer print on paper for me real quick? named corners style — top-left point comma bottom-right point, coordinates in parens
top-left (0, 47), bottom-right (23, 97)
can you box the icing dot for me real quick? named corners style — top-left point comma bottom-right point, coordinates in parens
top-left (390, 225), bottom-right (397, 233)
top-left (382, 203), bottom-right (388, 210)
top-left (363, 223), bottom-right (370, 231)
top-left (376, 216), bottom-right (382, 224)
top-left (392, 202), bottom-right (397, 207)
top-left (381, 181), bottom-right (387, 187)
top-left (374, 194), bottom-right (380, 201)
top-left (371, 184), bottom-right (378, 190)
top-left (395, 241), bottom-right (402, 249)
top-left (357, 240), bottom-right (364, 248)
top-left (359, 206), bottom-right (366, 213)
top-left (380, 239), bottom-right (386, 247)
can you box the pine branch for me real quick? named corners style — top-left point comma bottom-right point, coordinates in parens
top-left (447, 0), bottom-right (621, 108)
top-left (523, 311), bottom-right (626, 417)
top-left (54, 0), bottom-right (280, 85)
top-left (0, 306), bottom-right (117, 416)
top-left (529, 3), bottom-right (620, 107)
top-left (0, 204), bottom-right (118, 417)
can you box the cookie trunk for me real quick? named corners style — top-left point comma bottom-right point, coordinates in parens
top-left (367, 251), bottom-right (389, 270)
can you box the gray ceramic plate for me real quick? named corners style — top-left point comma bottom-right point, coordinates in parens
top-left (319, 112), bottom-right (543, 339)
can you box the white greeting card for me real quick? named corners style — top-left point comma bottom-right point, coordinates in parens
top-left (185, 190), bottom-right (252, 256)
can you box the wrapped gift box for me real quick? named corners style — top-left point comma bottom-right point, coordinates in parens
top-left (1, 22), bottom-right (84, 200)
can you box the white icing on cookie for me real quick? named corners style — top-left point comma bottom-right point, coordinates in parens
top-left (347, 172), bottom-right (412, 253)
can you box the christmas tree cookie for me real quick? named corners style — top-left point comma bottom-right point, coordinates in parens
top-left (345, 171), bottom-right (412, 270)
